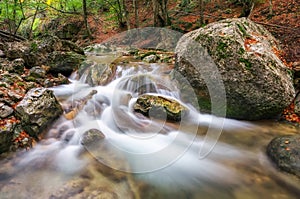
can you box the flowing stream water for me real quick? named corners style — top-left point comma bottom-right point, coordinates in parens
top-left (1, 54), bottom-right (300, 199)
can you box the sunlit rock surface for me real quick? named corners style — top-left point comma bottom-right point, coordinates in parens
top-left (134, 94), bottom-right (188, 122)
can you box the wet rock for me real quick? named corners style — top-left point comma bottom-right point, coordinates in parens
top-left (49, 179), bottom-right (89, 199)
top-left (15, 88), bottom-right (63, 137)
top-left (133, 94), bottom-right (188, 122)
top-left (81, 129), bottom-right (105, 146)
top-left (47, 51), bottom-right (85, 76)
top-left (0, 117), bottom-right (16, 153)
top-left (143, 54), bottom-right (158, 63)
top-left (174, 18), bottom-right (295, 120)
top-left (0, 103), bottom-right (14, 118)
top-left (267, 135), bottom-right (300, 178)
top-left (295, 93), bottom-right (300, 116)
top-left (82, 190), bottom-right (118, 199)
top-left (79, 60), bottom-right (115, 86)
top-left (84, 44), bottom-right (114, 54)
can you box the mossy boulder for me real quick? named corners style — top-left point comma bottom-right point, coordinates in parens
top-left (133, 94), bottom-right (188, 122)
top-left (47, 51), bottom-right (85, 76)
top-left (174, 18), bottom-right (295, 120)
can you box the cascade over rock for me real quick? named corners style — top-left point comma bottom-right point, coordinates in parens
top-left (174, 18), bottom-right (295, 120)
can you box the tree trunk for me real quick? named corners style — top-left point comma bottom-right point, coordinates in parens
top-left (29, 4), bottom-right (39, 39)
top-left (240, 0), bottom-right (253, 17)
top-left (269, 0), bottom-right (273, 15)
top-left (152, 0), bottom-right (170, 27)
top-left (133, 0), bottom-right (139, 28)
top-left (82, 0), bottom-right (93, 39)
top-left (198, 0), bottom-right (204, 25)
top-left (122, 0), bottom-right (130, 30)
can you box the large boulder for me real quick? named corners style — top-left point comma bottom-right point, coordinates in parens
top-left (174, 18), bottom-right (295, 120)
top-left (267, 135), bottom-right (300, 178)
top-left (15, 88), bottom-right (63, 137)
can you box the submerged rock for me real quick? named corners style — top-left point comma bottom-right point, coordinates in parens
top-left (81, 129), bottom-right (105, 146)
top-left (267, 135), bottom-right (300, 178)
top-left (133, 94), bottom-right (188, 122)
top-left (174, 18), bottom-right (295, 120)
top-left (15, 88), bottom-right (63, 137)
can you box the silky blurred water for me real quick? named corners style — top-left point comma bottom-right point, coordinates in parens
top-left (0, 59), bottom-right (300, 199)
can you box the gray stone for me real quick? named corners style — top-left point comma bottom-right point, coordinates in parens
top-left (133, 94), bottom-right (188, 122)
top-left (295, 93), bottom-right (300, 116)
top-left (3, 42), bottom-right (29, 60)
top-left (47, 51), bottom-right (85, 76)
top-left (0, 118), bottom-right (15, 153)
top-left (8, 91), bottom-right (23, 102)
top-left (174, 18), bottom-right (295, 120)
top-left (11, 58), bottom-right (25, 74)
top-left (143, 54), bottom-right (158, 63)
top-left (29, 66), bottom-right (46, 78)
top-left (15, 88), bottom-right (63, 137)
top-left (0, 103), bottom-right (13, 118)
top-left (267, 135), bottom-right (300, 178)
top-left (81, 129), bottom-right (105, 146)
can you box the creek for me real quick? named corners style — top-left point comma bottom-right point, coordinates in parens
top-left (0, 54), bottom-right (300, 199)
